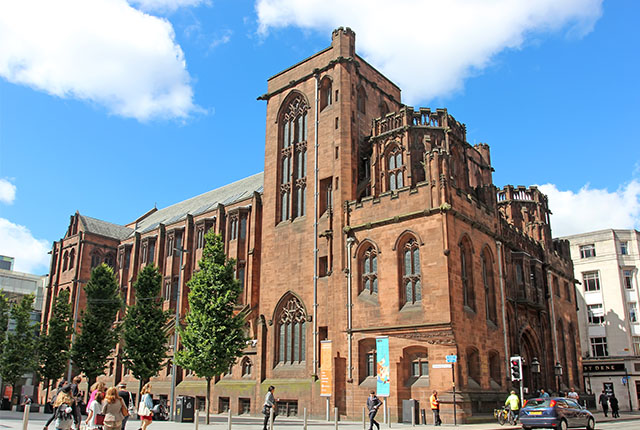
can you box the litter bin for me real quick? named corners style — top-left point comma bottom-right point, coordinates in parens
top-left (402, 399), bottom-right (419, 424)
top-left (176, 396), bottom-right (195, 423)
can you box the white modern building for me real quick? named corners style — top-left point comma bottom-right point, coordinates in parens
top-left (0, 259), bottom-right (48, 407)
top-left (561, 229), bottom-right (640, 411)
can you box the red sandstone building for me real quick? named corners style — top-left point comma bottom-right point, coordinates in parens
top-left (42, 28), bottom-right (582, 422)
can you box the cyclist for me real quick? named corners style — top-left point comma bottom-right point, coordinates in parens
top-left (505, 390), bottom-right (520, 423)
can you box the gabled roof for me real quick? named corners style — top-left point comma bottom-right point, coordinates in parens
top-left (78, 215), bottom-right (133, 240)
top-left (130, 172), bottom-right (264, 236)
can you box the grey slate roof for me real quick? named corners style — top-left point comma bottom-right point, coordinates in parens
top-left (79, 215), bottom-right (134, 240)
top-left (130, 172), bottom-right (264, 236)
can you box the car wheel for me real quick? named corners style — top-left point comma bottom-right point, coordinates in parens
top-left (586, 417), bottom-right (595, 430)
top-left (522, 427), bottom-right (532, 430)
top-left (558, 419), bottom-right (568, 430)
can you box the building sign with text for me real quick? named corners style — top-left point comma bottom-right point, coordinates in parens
top-left (583, 363), bottom-right (625, 373)
top-left (320, 341), bottom-right (333, 397)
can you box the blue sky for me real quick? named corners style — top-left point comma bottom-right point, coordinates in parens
top-left (0, 0), bottom-right (638, 274)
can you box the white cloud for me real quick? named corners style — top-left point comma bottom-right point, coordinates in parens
top-left (210, 29), bottom-right (233, 49)
top-left (0, 0), bottom-right (198, 121)
top-left (256, 0), bottom-right (602, 104)
top-left (0, 179), bottom-right (16, 205)
top-left (129, 0), bottom-right (209, 13)
top-left (0, 218), bottom-right (50, 275)
top-left (539, 181), bottom-right (640, 238)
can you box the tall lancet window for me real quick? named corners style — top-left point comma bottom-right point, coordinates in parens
top-left (279, 94), bottom-right (308, 223)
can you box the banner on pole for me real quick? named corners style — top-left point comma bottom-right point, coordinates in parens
top-left (376, 337), bottom-right (390, 397)
top-left (320, 340), bottom-right (333, 397)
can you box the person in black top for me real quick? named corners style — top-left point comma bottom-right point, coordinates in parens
top-left (598, 390), bottom-right (609, 417)
top-left (609, 394), bottom-right (619, 418)
top-left (69, 376), bottom-right (83, 425)
top-left (117, 382), bottom-right (132, 430)
top-left (366, 391), bottom-right (382, 430)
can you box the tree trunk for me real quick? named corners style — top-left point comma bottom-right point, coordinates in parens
top-left (136, 377), bottom-right (147, 410)
top-left (45, 379), bottom-right (50, 405)
top-left (87, 375), bottom-right (97, 394)
top-left (206, 377), bottom-right (211, 425)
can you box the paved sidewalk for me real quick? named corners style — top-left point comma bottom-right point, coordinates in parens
top-left (1, 410), bottom-right (639, 430)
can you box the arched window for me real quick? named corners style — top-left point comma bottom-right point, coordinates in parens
top-left (466, 347), bottom-right (481, 387)
top-left (379, 101), bottom-right (389, 117)
top-left (557, 319), bottom-right (569, 386)
top-left (358, 338), bottom-right (377, 382)
top-left (401, 238), bottom-right (421, 306)
top-left (387, 147), bottom-right (404, 191)
top-left (62, 251), bottom-right (69, 271)
top-left (360, 245), bottom-right (378, 295)
top-left (68, 248), bottom-right (75, 270)
top-left (482, 249), bottom-right (497, 323)
top-left (320, 77), bottom-right (332, 111)
top-left (488, 350), bottom-right (501, 386)
top-left (104, 253), bottom-right (115, 269)
top-left (241, 357), bottom-right (252, 377)
top-left (460, 237), bottom-right (475, 311)
top-left (275, 295), bottom-right (307, 365)
top-left (91, 252), bottom-right (101, 269)
top-left (568, 323), bottom-right (580, 387)
top-left (357, 87), bottom-right (366, 114)
top-left (279, 94), bottom-right (308, 223)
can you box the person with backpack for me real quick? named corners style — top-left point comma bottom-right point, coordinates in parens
top-left (86, 391), bottom-right (105, 430)
top-left (43, 385), bottom-right (76, 430)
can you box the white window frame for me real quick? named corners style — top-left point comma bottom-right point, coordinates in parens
top-left (623, 269), bottom-right (634, 289)
top-left (587, 303), bottom-right (604, 325)
top-left (620, 241), bottom-right (628, 255)
top-left (580, 244), bottom-right (596, 259)
top-left (629, 302), bottom-right (638, 323)
top-left (590, 337), bottom-right (608, 357)
top-left (583, 271), bottom-right (601, 292)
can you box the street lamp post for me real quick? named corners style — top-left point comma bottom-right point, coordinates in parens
top-left (531, 357), bottom-right (540, 395)
top-left (170, 246), bottom-right (188, 422)
top-left (554, 362), bottom-right (563, 395)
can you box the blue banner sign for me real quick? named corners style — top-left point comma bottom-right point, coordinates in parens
top-left (376, 337), bottom-right (390, 397)
top-left (446, 355), bottom-right (457, 363)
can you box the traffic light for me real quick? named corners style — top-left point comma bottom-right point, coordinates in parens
top-left (510, 356), bottom-right (522, 381)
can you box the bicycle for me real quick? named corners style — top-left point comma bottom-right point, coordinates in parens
top-left (494, 406), bottom-right (517, 426)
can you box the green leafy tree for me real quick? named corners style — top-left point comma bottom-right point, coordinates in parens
top-left (176, 231), bottom-right (248, 424)
top-left (38, 289), bottom-right (73, 402)
top-left (0, 294), bottom-right (37, 396)
top-left (0, 292), bottom-right (9, 348)
top-left (121, 264), bottom-right (172, 397)
top-left (71, 263), bottom-right (122, 388)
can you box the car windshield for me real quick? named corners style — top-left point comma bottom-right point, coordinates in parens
top-left (525, 399), bottom-right (552, 408)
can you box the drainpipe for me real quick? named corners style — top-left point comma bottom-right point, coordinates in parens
top-left (496, 241), bottom-right (510, 380)
top-left (548, 270), bottom-right (559, 364)
top-left (313, 73), bottom-right (320, 376)
top-left (346, 237), bottom-right (355, 381)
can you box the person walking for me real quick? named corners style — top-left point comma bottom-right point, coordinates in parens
top-left (43, 385), bottom-right (76, 430)
top-left (430, 390), bottom-right (442, 426)
top-left (262, 386), bottom-right (278, 430)
top-left (567, 387), bottom-right (579, 401)
top-left (117, 382), bottom-right (133, 430)
top-left (598, 390), bottom-right (609, 417)
top-left (505, 390), bottom-right (520, 423)
top-left (86, 391), bottom-right (105, 430)
top-left (102, 387), bottom-right (128, 430)
top-left (540, 389), bottom-right (550, 399)
top-left (87, 382), bottom-right (107, 414)
top-left (609, 394), bottom-right (619, 418)
top-left (69, 376), bottom-right (83, 427)
top-left (366, 391), bottom-right (382, 430)
top-left (137, 383), bottom-right (154, 430)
